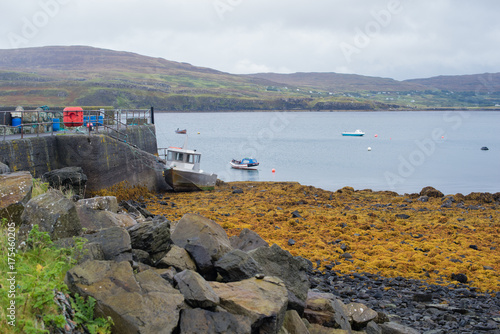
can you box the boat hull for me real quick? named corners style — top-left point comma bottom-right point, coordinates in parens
top-left (164, 168), bottom-right (217, 191)
top-left (342, 133), bottom-right (364, 136)
top-left (230, 162), bottom-right (259, 170)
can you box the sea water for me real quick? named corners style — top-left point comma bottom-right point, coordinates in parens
top-left (154, 111), bottom-right (500, 195)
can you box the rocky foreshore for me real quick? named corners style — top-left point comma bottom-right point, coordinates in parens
top-left (1, 167), bottom-right (499, 333)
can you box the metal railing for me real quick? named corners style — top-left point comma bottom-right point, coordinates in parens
top-left (0, 108), bottom-right (152, 142)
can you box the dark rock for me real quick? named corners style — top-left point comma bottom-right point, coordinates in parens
top-left (288, 239), bottom-right (296, 246)
top-left (232, 188), bottom-right (244, 194)
top-left (248, 244), bottom-right (311, 313)
top-left (378, 321), bottom-right (421, 334)
top-left (0, 171), bottom-right (33, 225)
top-left (291, 210), bottom-right (302, 218)
top-left (469, 244), bottom-right (478, 250)
top-left (171, 213), bottom-right (232, 262)
top-left (420, 186), bottom-right (444, 198)
top-left (65, 260), bottom-right (184, 334)
top-left (451, 273), bottom-right (468, 283)
top-left (42, 166), bottom-right (87, 197)
top-left (395, 214), bottom-right (411, 219)
top-left (85, 226), bottom-right (132, 262)
top-left (214, 249), bottom-right (263, 282)
top-left (120, 199), bottom-right (155, 218)
top-left (413, 293), bottom-right (433, 302)
top-left (174, 269), bottom-right (220, 308)
top-left (77, 242), bottom-right (105, 263)
top-left (127, 218), bottom-right (172, 263)
top-left (156, 244), bottom-right (197, 271)
top-left (229, 228), bottom-right (269, 252)
top-left (19, 189), bottom-right (82, 242)
top-left (209, 277), bottom-right (288, 333)
top-left (283, 310), bottom-right (310, 334)
top-left (185, 243), bottom-right (217, 280)
top-left (132, 249), bottom-right (151, 265)
top-left (179, 308), bottom-right (251, 334)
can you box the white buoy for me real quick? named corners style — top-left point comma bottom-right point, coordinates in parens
top-left (367, 147), bottom-right (372, 151)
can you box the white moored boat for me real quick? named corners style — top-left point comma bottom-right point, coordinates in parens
top-left (162, 145), bottom-right (217, 192)
top-left (230, 158), bottom-right (259, 170)
top-left (342, 129), bottom-right (365, 136)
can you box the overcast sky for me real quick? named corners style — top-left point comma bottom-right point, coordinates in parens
top-left (1, 0), bottom-right (499, 80)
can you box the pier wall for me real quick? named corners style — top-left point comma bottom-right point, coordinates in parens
top-left (0, 125), bottom-right (168, 193)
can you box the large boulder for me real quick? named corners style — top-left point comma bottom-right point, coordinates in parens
top-left (42, 166), bottom-right (87, 197)
top-left (19, 189), bottom-right (81, 241)
top-left (156, 244), bottom-right (197, 271)
top-left (85, 227), bottom-right (132, 262)
top-left (209, 276), bottom-right (288, 333)
top-left (0, 171), bottom-right (32, 225)
top-left (78, 196), bottom-right (118, 212)
top-left (76, 196), bottom-right (136, 231)
top-left (174, 269), bottom-right (220, 309)
top-left (127, 217), bottom-right (172, 263)
top-left (65, 260), bottom-right (185, 334)
top-left (179, 308), bottom-right (252, 334)
top-left (171, 213), bottom-right (232, 280)
top-left (283, 310), bottom-right (311, 334)
top-left (214, 249), bottom-right (263, 282)
top-left (230, 228), bottom-right (269, 252)
top-left (171, 213), bottom-right (233, 261)
top-left (248, 244), bottom-right (311, 313)
top-left (303, 291), bottom-right (338, 327)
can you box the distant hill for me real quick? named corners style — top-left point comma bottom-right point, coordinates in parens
top-left (0, 45), bottom-right (499, 110)
top-left (246, 72), bottom-right (426, 92)
top-left (404, 73), bottom-right (500, 93)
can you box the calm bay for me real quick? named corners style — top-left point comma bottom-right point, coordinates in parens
top-left (155, 111), bottom-right (500, 195)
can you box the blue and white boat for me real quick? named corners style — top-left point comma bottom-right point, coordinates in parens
top-left (342, 129), bottom-right (365, 136)
top-left (230, 158), bottom-right (259, 170)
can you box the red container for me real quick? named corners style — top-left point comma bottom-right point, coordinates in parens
top-left (63, 107), bottom-right (84, 127)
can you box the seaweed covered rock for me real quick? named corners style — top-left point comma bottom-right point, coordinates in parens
top-left (419, 186), bottom-right (444, 198)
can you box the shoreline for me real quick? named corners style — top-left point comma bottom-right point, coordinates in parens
top-left (154, 108), bottom-right (500, 113)
top-left (143, 181), bottom-right (500, 293)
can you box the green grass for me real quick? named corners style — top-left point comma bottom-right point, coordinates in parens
top-left (0, 216), bottom-right (112, 333)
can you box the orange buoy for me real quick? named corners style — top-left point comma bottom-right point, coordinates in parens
top-left (272, 169), bottom-right (276, 173)
top-left (374, 134), bottom-right (378, 137)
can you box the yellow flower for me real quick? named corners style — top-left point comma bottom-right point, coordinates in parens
top-left (36, 264), bottom-right (44, 272)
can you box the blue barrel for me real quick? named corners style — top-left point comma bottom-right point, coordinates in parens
top-left (52, 118), bottom-right (60, 131)
top-left (98, 115), bottom-right (104, 125)
top-left (12, 117), bottom-right (21, 128)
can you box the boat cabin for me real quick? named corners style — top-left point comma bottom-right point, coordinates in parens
top-left (166, 147), bottom-right (202, 171)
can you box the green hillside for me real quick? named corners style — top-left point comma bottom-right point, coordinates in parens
top-left (0, 46), bottom-right (499, 111)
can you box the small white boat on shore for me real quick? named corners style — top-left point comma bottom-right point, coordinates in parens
top-left (342, 129), bottom-right (365, 136)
